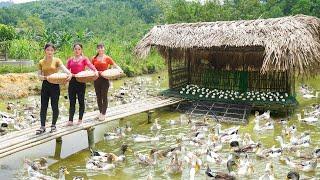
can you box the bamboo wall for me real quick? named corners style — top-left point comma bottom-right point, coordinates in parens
top-left (166, 47), bottom-right (295, 96)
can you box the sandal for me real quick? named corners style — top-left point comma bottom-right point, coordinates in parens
top-left (50, 125), bottom-right (57, 133)
top-left (66, 121), bottom-right (73, 126)
top-left (77, 120), bottom-right (82, 125)
top-left (36, 127), bottom-right (46, 135)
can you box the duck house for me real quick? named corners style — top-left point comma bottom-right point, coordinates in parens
top-left (135, 15), bottom-right (320, 116)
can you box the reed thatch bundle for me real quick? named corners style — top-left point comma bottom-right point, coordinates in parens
top-left (135, 14), bottom-right (320, 75)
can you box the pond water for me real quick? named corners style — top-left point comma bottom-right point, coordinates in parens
top-left (0, 72), bottom-right (320, 180)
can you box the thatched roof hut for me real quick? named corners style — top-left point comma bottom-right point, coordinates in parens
top-left (135, 14), bottom-right (320, 75)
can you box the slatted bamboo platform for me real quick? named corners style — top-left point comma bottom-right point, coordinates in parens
top-left (0, 96), bottom-right (182, 159)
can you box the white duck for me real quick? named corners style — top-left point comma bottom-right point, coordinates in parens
top-left (134, 149), bottom-right (157, 166)
top-left (254, 119), bottom-right (274, 131)
top-left (289, 131), bottom-right (311, 147)
top-left (206, 148), bottom-right (223, 164)
top-left (237, 155), bottom-right (254, 176)
top-left (150, 118), bottom-right (161, 131)
top-left (259, 162), bottom-right (274, 180)
top-left (281, 157), bottom-right (317, 172)
top-left (86, 159), bottom-right (115, 171)
top-left (302, 91), bottom-right (319, 99)
top-left (296, 113), bottom-right (318, 123)
top-left (254, 110), bottom-right (271, 122)
top-left (132, 134), bottom-right (160, 143)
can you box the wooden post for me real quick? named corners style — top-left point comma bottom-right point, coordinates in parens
top-left (301, 109), bottom-right (305, 119)
top-left (147, 110), bottom-right (154, 124)
top-left (53, 137), bottom-right (62, 159)
top-left (87, 127), bottom-right (95, 149)
top-left (167, 49), bottom-right (173, 89)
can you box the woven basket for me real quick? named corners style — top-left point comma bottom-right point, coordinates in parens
top-left (47, 73), bottom-right (69, 84)
top-left (75, 71), bottom-right (98, 83)
top-left (101, 69), bottom-right (124, 80)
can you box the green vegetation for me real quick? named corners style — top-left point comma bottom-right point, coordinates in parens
top-left (0, 0), bottom-right (319, 75)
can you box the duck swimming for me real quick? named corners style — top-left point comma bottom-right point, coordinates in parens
top-left (258, 162), bottom-right (274, 180)
top-left (281, 157), bottom-right (317, 172)
top-left (205, 165), bottom-right (235, 180)
top-left (132, 134), bottom-right (161, 142)
top-left (150, 118), bottom-right (161, 131)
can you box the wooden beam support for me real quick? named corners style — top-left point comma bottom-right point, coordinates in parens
top-left (53, 137), bottom-right (62, 160)
top-left (147, 110), bottom-right (155, 124)
top-left (87, 127), bottom-right (95, 149)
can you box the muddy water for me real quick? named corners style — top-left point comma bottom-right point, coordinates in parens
top-left (0, 72), bottom-right (320, 179)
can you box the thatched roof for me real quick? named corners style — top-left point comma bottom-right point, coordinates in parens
top-left (135, 14), bottom-right (320, 75)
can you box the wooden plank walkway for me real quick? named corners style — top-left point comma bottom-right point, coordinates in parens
top-left (0, 96), bottom-right (183, 159)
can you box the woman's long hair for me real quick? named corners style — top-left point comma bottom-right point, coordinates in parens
top-left (94, 43), bottom-right (105, 58)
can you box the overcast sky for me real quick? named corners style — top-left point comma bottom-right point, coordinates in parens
top-left (0, 0), bottom-right (36, 4)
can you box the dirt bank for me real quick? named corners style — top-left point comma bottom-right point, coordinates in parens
top-left (0, 72), bottom-right (41, 99)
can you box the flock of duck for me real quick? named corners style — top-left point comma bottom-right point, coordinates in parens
top-left (0, 76), bottom-right (162, 136)
top-left (2, 81), bottom-right (320, 179)
top-left (22, 109), bottom-right (319, 179)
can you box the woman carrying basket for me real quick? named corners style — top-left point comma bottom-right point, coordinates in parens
top-left (66, 43), bottom-right (98, 126)
top-left (92, 43), bottom-right (123, 121)
top-left (36, 43), bottom-right (72, 135)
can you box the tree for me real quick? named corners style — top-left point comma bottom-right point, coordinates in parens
top-left (0, 23), bottom-right (16, 60)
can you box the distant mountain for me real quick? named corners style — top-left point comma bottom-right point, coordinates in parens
top-left (0, 1), bottom-right (13, 8)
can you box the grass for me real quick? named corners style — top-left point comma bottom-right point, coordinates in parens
top-left (0, 65), bottom-right (37, 74)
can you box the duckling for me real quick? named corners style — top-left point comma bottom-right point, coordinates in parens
top-left (150, 118), bottom-right (161, 131)
top-left (259, 162), bottom-right (274, 180)
top-left (296, 113), bottom-right (318, 123)
top-left (134, 149), bottom-right (157, 165)
top-left (281, 157), bottom-right (317, 172)
top-left (286, 171), bottom-right (300, 180)
top-left (205, 165), bottom-right (236, 180)
top-left (132, 134), bottom-right (160, 142)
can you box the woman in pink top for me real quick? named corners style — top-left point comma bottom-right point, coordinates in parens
top-left (66, 43), bottom-right (98, 125)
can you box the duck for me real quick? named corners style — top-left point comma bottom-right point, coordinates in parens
top-left (295, 148), bottom-right (320, 159)
top-left (254, 110), bottom-right (271, 122)
top-left (132, 134), bottom-right (160, 142)
top-left (281, 157), bottom-right (317, 172)
top-left (275, 136), bottom-right (294, 150)
top-left (254, 119), bottom-right (274, 131)
top-left (134, 149), bottom-right (158, 165)
top-left (150, 118), bottom-right (161, 131)
top-left (286, 171), bottom-right (300, 180)
top-left (205, 165), bottom-right (235, 180)
top-left (296, 113), bottom-right (318, 123)
top-left (242, 133), bottom-right (256, 146)
top-left (289, 131), bottom-right (311, 147)
top-left (101, 144), bottom-right (131, 163)
top-left (165, 152), bottom-right (183, 174)
top-left (86, 158), bottom-right (116, 171)
top-left (0, 122), bottom-right (8, 135)
top-left (125, 124), bottom-right (132, 132)
top-left (230, 141), bottom-right (260, 153)
top-left (215, 124), bottom-right (240, 136)
top-left (237, 155), bottom-right (254, 176)
top-left (25, 157), bottom-right (48, 170)
top-left (302, 91), bottom-right (319, 99)
top-left (258, 162), bottom-right (274, 180)
top-left (72, 177), bottom-right (84, 180)
top-left (58, 167), bottom-right (69, 180)
top-left (206, 148), bottom-right (223, 164)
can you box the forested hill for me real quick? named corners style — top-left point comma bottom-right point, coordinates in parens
top-left (0, 0), bottom-right (161, 41)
